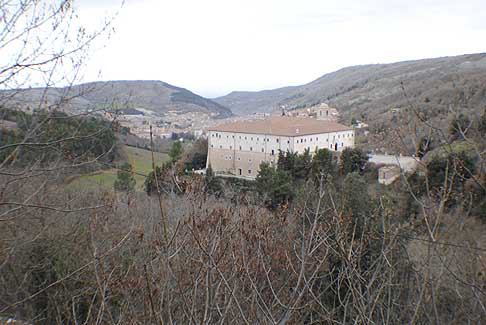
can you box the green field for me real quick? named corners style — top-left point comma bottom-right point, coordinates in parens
top-left (123, 145), bottom-right (168, 174)
top-left (68, 146), bottom-right (169, 191)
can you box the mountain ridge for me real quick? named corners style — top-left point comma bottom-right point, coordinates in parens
top-left (214, 53), bottom-right (486, 119)
top-left (1, 80), bottom-right (233, 119)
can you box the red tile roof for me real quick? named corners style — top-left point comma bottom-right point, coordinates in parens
top-left (208, 116), bottom-right (353, 136)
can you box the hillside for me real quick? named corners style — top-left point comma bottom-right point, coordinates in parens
top-left (214, 86), bottom-right (299, 116)
top-left (215, 53), bottom-right (486, 121)
top-left (1, 80), bottom-right (233, 118)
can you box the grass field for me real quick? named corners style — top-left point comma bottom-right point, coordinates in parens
top-left (68, 146), bottom-right (169, 191)
top-left (123, 145), bottom-right (168, 174)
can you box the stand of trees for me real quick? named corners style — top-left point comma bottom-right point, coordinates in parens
top-left (1, 109), bottom-right (117, 166)
top-left (256, 147), bottom-right (370, 209)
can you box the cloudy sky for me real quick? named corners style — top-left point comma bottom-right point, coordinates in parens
top-left (77, 0), bottom-right (486, 97)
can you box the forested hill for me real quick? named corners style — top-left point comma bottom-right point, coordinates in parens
top-left (215, 53), bottom-right (486, 120)
top-left (1, 80), bottom-right (233, 119)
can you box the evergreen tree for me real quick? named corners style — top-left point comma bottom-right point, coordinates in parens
top-left (114, 163), bottom-right (136, 193)
top-left (277, 150), bottom-right (297, 176)
top-left (169, 141), bottom-right (183, 162)
top-left (294, 148), bottom-right (312, 180)
top-left (256, 162), bottom-right (293, 209)
top-left (311, 148), bottom-right (335, 180)
top-left (449, 113), bottom-right (471, 141)
top-left (426, 151), bottom-right (475, 192)
top-left (340, 148), bottom-right (368, 175)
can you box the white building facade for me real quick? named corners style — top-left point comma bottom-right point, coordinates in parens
top-left (207, 116), bottom-right (354, 179)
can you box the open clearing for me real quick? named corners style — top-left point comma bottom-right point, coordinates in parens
top-left (68, 145), bottom-right (169, 191)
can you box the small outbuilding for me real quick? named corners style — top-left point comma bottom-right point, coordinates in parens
top-left (378, 165), bottom-right (401, 185)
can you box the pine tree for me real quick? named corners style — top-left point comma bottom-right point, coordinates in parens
top-left (340, 148), bottom-right (368, 175)
top-left (114, 163), bottom-right (136, 193)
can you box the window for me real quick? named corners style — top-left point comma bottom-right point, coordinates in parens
top-left (212, 134), bottom-right (214, 137)
top-left (248, 170), bottom-right (252, 175)
top-left (211, 144), bottom-right (214, 148)
top-left (230, 146), bottom-right (232, 150)
top-left (276, 139), bottom-right (279, 143)
top-left (287, 140), bottom-right (290, 144)
top-left (257, 137), bottom-right (259, 141)
top-left (271, 149), bottom-right (275, 155)
top-left (251, 137), bottom-right (253, 141)
top-left (261, 148), bottom-right (264, 152)
top-left (220, 145), bottom-right (222, 149)
top-left (239, 136), bottom-right (241, 139)
top-left (239, 146), bottom-right (242, 150)
top-left (237, 157), bottom-right (241, 161)
top-left (245, 136), bottom-right (247, 140)
top-left (239, 168), bottom-right (242, 175)
top-left (248, 158), bottom-right (252, 162)
top-left (232, 135), bottom-right (235, 138)
top-left (250, 147), bottom-right (253, 151)
top-left (310, 138), bottom-right (312, 142)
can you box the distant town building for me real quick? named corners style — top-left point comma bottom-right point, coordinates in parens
top-left (193, 129), bottom-right (204, 138)
top-left (313, 103), bottom-right (339, 121)
top-left (207, 116), bottom-right (354, 178)
top-left (287, 103), bottom-right (339, 122)
top-left (352, 120), bottom-right (369, 129)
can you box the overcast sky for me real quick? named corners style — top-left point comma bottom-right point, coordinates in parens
top-left (77, 0), bottom-right (486, 98)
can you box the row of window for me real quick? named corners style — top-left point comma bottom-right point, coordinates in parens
top-left (212, 144), bottom-right (276, 155)
top-left (212, 142), bottom-right (348, 153)
top-left (212, 133), bottom-right (283, 142)
top-left (296, 133), bottom-right (353, 144)
top-left (211, 132), bottom-right (354, 145)
top-left (221, 155), bottom-right (277, 163)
